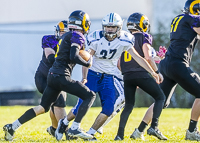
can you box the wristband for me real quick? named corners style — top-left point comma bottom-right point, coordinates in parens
top-left (155, 70), bottom-right (159, 74)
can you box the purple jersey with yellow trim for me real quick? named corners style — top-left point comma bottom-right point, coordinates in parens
top-left (36, 35), bottom-right (58, 77)
top-left (167, 14), bottom-right (200, 64)
top-left (49, 31), bottom-right (85, 76)
top-left (120, 32), bottom-right (152, 74)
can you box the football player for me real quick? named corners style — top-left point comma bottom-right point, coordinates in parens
top-left (114, 12), bottom-right (167, 141)
top-left (3, 10), bottom-right (95, 141)
top-left (126, 0), bottom-right (200, 141)
top-left (34, 20), bottom-right (68, 137)
top-left (55, 12), bottom-right (162, 141)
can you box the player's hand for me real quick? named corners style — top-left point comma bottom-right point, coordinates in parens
top-left (81, 78), bottom-right (87, 84)
top-left (151, 72), bottom-right (160, 84)
top-left (158, 73), bottom-right (164, 83)
top-left (87, 55), bottom-right (93, 68)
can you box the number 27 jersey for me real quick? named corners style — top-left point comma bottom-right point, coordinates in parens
top-left (87, 30), bottom-right (135, 75)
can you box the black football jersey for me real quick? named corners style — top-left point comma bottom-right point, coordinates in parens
top-left (49, 31), bottom-right (85, 76)
top-left (167, 14), bottom-right (200, 64)
top-left (120, 32), bottom-right (152, 75)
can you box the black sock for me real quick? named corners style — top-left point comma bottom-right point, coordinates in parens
top-left (188, 119), bottom-right (197, 132)
top-left (151, 118), bottom-right (158, 129)
top-left (18, 108), bottom-right (36, 124)
top-left (52, 126), bottom-right (56, 131)
top-left (138, 121), bottom-right (148, 132)
top-left (117, 127), bottom-right (124, 139)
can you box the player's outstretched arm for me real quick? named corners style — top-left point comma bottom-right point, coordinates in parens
top-left (143, 43), bottom-right (163, 83)
top-left (127, 47), bottom-right (160, 84)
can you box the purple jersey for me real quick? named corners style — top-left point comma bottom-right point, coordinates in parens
top-left (120, 32), bottom-right (152, 76)
top-left (42, 35), bottom-right (58, 49)
top-left (36, 35), bottom-right (58, 77)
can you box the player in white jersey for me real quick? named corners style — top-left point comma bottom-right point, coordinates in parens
top-left (55, 12), bottom-right (162, 141)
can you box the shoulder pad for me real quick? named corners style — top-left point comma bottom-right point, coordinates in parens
top-left (87, 30), bottom-right (103, 41)
top-left (87, 30), bottom-right (103, 45)
top-left (119, 30), bottom-right (134, 40)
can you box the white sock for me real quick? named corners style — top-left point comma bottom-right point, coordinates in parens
top-left (63, 117), bottom-right (69, 125)
top-left (12, 120), bottom-right (21, 131)
top-left (87, 127), bottom-right (96, 135)
top-left (70, 122), bottom-right (80, 130)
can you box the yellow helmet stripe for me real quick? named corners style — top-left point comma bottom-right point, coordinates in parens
top-left (139, 15), bottom-right (148, 32)
top-left (82, 13), bottom-right (89, 32)
top-left (190, 0), bottom-right (200, 15)
top-left (59, 22), bottom-right (65, 31)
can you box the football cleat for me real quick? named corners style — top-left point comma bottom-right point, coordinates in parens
top-left (3, 124), bottom-right (15, 141)
top-left (97, 127), bottom-right (103, 134)
top-left (55, 119), bottom-right (68, 141)
top-left (47, 126), bottom-right (55, 137)
top-left (84, 134), bottom-right (97, 141)
top-left (185, 128), bottom-right (200, 141)
top-left (65, 130), bottom-right (78, 140)
top-left (67, 128), bottom-right (93, 140)
top-left (147, 127), bottom-right (167, 140)
top-left (130, 128), bottom-right (145, 141)
top-left (114, 135), bottom-right (123, 140)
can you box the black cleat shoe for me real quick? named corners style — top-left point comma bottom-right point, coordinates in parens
top-left (84, 134), bottom-right (97, 141)
top-left (47, 126), bottom-right (55, 137)
top-left (55, 119), bottom-right (68, 141)
top-left (65, 130), bottom-right (78, 140)
top-left (147, 127), bottom-right (167, 140)
top-left (68, 128), bottom-right (93, 140)
top-left (114, 135), bottom-right (123, 140)
top-left (3, 124), bottom-right (15, 141)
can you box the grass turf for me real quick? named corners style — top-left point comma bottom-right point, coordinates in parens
top-left (0, 106), bottom-right (199, 142)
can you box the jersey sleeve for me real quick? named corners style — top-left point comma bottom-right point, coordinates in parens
top-left (42, 35), bottom-right (58, 49)
top-left (123, 34), bottom-right (135, 51)
top-left (86, 30), bottom-right (101, 51)
top-left (190, 15), bottom-right (200, 27)
top-left (143, 33), bottom-right (153, 45)
top-left (70, 31), bottom-right (86, 49)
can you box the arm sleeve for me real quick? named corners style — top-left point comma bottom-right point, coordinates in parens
top-left (70, 45), bottom-right (90, 67)
top-left (191, 16), bottom-right (200, 27)
top-left (143, 33), bottom-right (153, 45)
top-left (47, 54), bottom-right (55, 65)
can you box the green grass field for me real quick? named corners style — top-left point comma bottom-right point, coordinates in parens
top-left (0, 106), bottom-right (199, 142)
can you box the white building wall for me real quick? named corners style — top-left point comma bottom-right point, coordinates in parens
top-left (0, 0), bottom-right (184, 92)
top-left (0, 0), bottom-right (153, 24)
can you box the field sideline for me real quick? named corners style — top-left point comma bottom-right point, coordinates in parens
top-left (0, 106), bottom-right (199, 142)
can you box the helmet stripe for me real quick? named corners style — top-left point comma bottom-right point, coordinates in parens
top-left (109, 13), bottom-right (114, 22)
top-left (190, 0), bottom-right (200, 15)
top-left (139, 15), bottom-right (148, 32)
top-left (59, 22), bottom-right (65, 31)
top-left (82, 13), bottom-right (89, 32)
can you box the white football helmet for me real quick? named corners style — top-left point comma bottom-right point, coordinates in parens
top-left (102, 13), bottom-right (123, 40)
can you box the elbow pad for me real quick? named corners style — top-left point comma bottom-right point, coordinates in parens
top-left (47, 54), bottom-right (55, 65)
